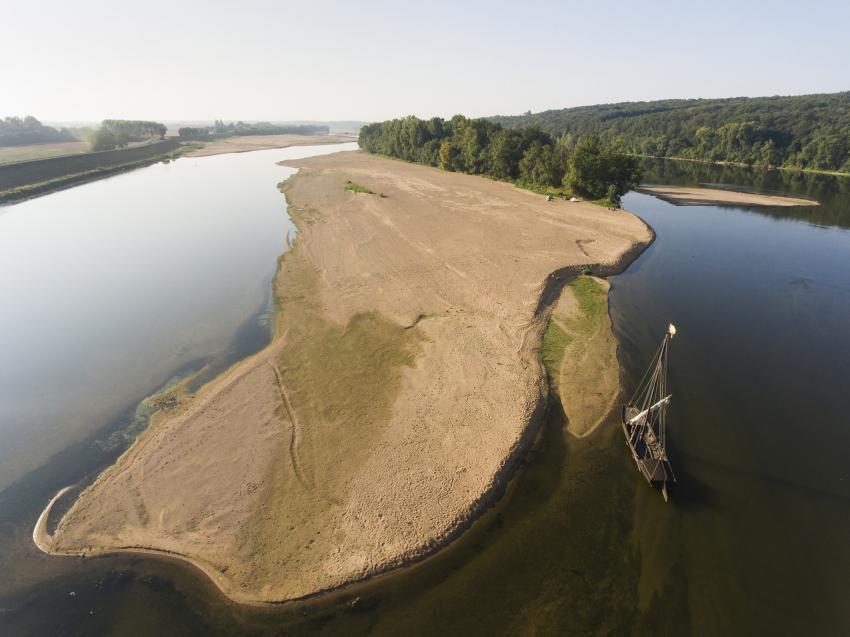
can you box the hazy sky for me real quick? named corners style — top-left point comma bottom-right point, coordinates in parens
top-left (5, 0), bottom-right (849, 122)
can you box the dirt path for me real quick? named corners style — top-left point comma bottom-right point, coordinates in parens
top-left (44, 150), bottom-right (652, 603)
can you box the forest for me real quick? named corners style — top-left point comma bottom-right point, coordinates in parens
top-left (0, 116), bottom-right (76, 147)
top-left (490, 92), bottom-right (850, 173)
top-left (359, 115), bottom-right (642, 203)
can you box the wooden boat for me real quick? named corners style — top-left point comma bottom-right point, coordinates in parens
top-left (622, 323), bottom-right (677, 501)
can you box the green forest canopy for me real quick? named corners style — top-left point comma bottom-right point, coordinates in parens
top-left (359, 115), bottom-right (641, 204)
top-left (0, 116), bottom-right (76, 147)
top-left (490, 92), bottom-right (850, 173)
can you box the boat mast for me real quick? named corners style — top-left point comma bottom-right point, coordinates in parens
top-left (628, 324), bottom-right (676, 446)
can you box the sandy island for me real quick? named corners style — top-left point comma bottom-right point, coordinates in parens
top-left (639, 185), bottom-right (818, 207)
top-left (38, 151), bottom-right (652, 604)
top-left (184, 133), bottom-right (357, 157)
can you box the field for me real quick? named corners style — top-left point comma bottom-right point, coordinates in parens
top-left (0, 139), bottom-right (183, 203)
top-left (0, 141), bottom-right (89, 165)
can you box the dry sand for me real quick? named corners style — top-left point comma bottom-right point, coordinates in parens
top-left (184, 133), bottom-right (357, 157)
top-left (639, 185), bottom-right (818, 207)
top-left (41, 151), bottom-right (652, 603)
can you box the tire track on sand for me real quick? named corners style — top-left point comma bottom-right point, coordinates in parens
top-left (267, 360), bottom-right (312, 493)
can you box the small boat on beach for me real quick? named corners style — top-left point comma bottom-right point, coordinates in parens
top-left (622, 324), bottom-right (677, 501)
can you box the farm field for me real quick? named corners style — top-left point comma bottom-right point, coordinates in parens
top-left (0, 141), bottom-right (89, 165)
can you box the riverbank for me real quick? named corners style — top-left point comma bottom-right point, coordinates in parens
top-left (0, 136), bottom-right (357, 206)
top-left (184, 133), bottom-right (358, 157)
top-left (0, 139), bottom-right (186, 205)
top-left (639, 185), bottom-right (819, 207)
top-left (635, 153), bottom-right (850, 179)
top-left (39, 150), bottom-right (652, 604)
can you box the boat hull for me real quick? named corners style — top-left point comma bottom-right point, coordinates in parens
top-left (621, 405), bottom-right (676, 491)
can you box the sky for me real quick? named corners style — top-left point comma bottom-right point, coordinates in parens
top-left (4, 0), bottom-right (849, 123)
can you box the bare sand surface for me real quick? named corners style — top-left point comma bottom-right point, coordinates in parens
top-left (42, 151), bottom-right (652, 603)
top-left (184, 134), bottom-right (357, 157)
top-left (639, 185), bottom-right (818, 207)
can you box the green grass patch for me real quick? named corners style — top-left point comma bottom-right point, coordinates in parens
top-left (344, 179), bottom-right (374, 194)
top-left (568, 276), bottom-right (607, 333)
top-left (541, 320), bottom-right (572, 379)
top-left (541, 275), bottom-right (607, 382)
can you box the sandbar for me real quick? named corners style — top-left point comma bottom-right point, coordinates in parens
top-left (40, 151), bottom-right (652, 603)
top-left (639, 185), bottom-right (818, 207)
top-left (184, 133), bottom-right (357, 157)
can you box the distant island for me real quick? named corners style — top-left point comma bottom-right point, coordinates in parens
top-left (490, 91), bottom-right (850, 174)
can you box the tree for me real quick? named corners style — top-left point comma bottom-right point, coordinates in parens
top-left (565, 135), bottom-right (642, 204)
top-left (439, 140), bottom-right (461, 171)
top-left (90, 128), bottom-right (118, 151)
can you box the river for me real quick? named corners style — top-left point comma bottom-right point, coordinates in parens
top-left (1, 157), bottom-right (848, 635)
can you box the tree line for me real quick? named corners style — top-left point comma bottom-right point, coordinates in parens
top-left (0, 116), bottom-right (76, 147)
top-left (212, 120), bottom-right (329, 136)
top-left (490, 92), bottom-right (850, 173)
top-left (90, 120), bottom-right (167, 151)
top-left (359, 115), bottom-right (642, 204)
top-left (179, 121), bottom-right (330, 140)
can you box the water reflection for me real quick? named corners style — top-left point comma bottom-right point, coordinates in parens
top-left (640, 157), bottom-right (850, 228)
top-left (0, 142), bottom-right (356, 493)
top-left (1, 155), bottom-right (849, 635)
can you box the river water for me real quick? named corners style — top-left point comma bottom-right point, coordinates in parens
top-left (1, 158), bottom-right (848, 635)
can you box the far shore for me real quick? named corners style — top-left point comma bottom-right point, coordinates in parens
top-left (184, 133), bottom-right (358, 157)
top-left (639, 184), bottom-right (819, 207)
top-left (635, 153), bottom-right (850, 179)
top-left (39, 150), bottom-right (653, 604)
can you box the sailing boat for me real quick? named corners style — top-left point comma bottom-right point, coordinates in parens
top-left (622, 323), bottom-right (677, 501)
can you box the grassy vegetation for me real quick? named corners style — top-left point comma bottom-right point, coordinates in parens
top-left (345, 179), bottom-right (373, 194)
top-left (541, 320), bottom-right (572, 380)
top-left (541, 275), bottom-right (607, 383)
top-left (542, 275), bottom-right (617, 437)
top-left (344, 179), bottom-right (385, 197)
top-left (566, 275), bottom-right (608, 333)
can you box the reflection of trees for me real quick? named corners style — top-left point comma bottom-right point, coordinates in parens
top-left (640, 159), bottom-right (850, 229)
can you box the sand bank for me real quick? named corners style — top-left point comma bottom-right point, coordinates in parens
top-left (184, 133), bottom-right (357, 157)
top-left (639, 185), bottom-right (818, 207)
top-left (41, 151), bottom-right (651, 603)
top-left (543, 276), bottom-right (619, 438)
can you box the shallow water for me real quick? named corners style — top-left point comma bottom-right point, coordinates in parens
top-left (1, 158), bottom-right (849, 635)
top-left (0, 142), bottom-right (356, 492)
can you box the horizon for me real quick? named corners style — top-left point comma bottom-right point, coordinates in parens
top-left (5, 0), bottom-right (850, 122)
top-left (23, 89), bottom-right (850, 128)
